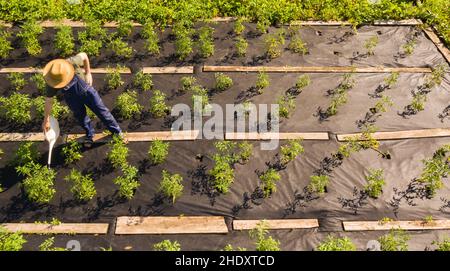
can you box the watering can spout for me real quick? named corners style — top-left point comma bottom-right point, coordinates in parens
top-left (45, 116), bottom-right (60, 168)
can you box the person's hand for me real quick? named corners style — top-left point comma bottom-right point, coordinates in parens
top-left (42, 118), bottom-right (50, 134)
top-left (85, 72), bottom-right (93, 86)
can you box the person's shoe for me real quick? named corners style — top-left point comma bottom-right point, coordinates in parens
top-left (82, 137), bottom-right (94, 148)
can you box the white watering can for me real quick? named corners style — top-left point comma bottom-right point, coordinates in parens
top-left (44, 116), bottom-right (60, 168)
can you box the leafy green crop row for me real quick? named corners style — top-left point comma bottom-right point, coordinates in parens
top-left (0, 1), bottom-right (448, 45)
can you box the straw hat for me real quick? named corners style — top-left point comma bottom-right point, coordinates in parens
top-left (43, 59), bottom-right (75, 88)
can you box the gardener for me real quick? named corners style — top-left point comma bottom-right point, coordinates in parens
top-left (42, 52), bottom-right (124, 147)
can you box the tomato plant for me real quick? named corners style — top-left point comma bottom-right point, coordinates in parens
top-left (7, 72), bottom-right (26, 91)
top-left (197, 26), bottom-right (214, 58)
top-left (364, 36), bottom-right (379, 56)
top-left (108, 37), bottom-right (133, 58)
top-left (233, 17), bottom-right (246, 35)
top-left (259, 168), bottom-right (281, 198)
top-left (153, 240), bottom-right (181, 251)
top-left (30, 73), bottom-right (46, 94)
top-left (214, 72), bottom-right (233, 91)
top-left (113, 164), bottom-right (140, 200)
top-left (150, 90), bottom-right (170, 118)
top-left (65, 169), bottom-right (96, 201)
top-left (180, 76), bottom-right (197, 93)
top-left (107, 134), bottom-right (129, 169)
top-left (34, 96), bottom-right (70, 119)
top-left (0, 27), bottom-right (13, 59)
top-left (16, 161), bottom-right (56, 204)
top-left (115, 90), bottom-right (143, 119)
top-left (295, 75), bottom-right (310, 91)
top-left (255, 70), bottom-right (269, 93)
top-left (17, 20), bottom-right (43, 56)
top-left (316, 235), bottom-right (356, 251)
top-left (288, 35), bottom-right (308, 55)
top-left (249, 220), bottom-right (280, 251)
top-left (105, 65), bottom-right (125, 90)
top-left (378, 229), bottom-right (410, 251)
top-left (307, 175), bottom-right (329, 195)
top-left (364, 168), bottom-right (385, 198)
top-left (235, 36), bottom-right (248, 57)
top-left (277, 93), bottom-right (295, 119)
top-left (0, 226), bottom-right (26, 251)
top-left (133, 71), bottom-right (153, 92)
top-left (209, 154), bottom-right (234, 194)
top-left (54, 25), bottom-right (74, 57)
top-left (148, 140), bottom-right (170, 165)
top-left (141, 20), bottom-right (160, 55)
top-left (0, 92), bottom-right (32, 124)
top-left (159, 170), bottom-right (184, 203)
top-left (116, 17), bottom-right (133, 37)
top-left (61, 139), bottom-right (83, 165)
top-left (192, 85), bottom-right (210, 113)
top-left (280, 139), bottom-right (304, 165)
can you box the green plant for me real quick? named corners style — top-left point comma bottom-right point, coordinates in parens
top-left (150, 90), bottom-right (170, 118)
top-left (280, 139), bottom-right (304, 165)
top-left (255, 70), bottom-right (269, 93)
top-left (378, 229), bottom-right (410, 251)
top-left (325, 73), bottom-right (355, 117)
top-left (113, 164), bottom-right (140, 200)
top-left (54, 25), bottom-right (74, 57)
top-left (418, 144), bottom-right (450, 197)
top-left (384, 72), bottom-right (399, 88)
top-left (256, 19), bottom-right (270, 34)
top-left (260, 168), bottom-right (281, 198)
top-left (423, 215), bottom-right (434, 225)
top-left (65, 169), bottom-right (96, 201)
top-left (78, 19), bottom-right (106, 56)
top-left (17, 20), bottom-right (43, 56)
top-left (174, 24), bottom-right (193, 60)
top-left (364, 168), bottom-right (385, 198)
top-left (249, 221), bottom-right (280, 251)
top-left (117, 17), bottom-right (133, 37)
top-left (402, 39), bottom-right (416, 55)
top-left (105, 66), bottom-right (125, 89)
top-left (411, 93), bottom-right (426, 112)
top-left (295, 75), bottom-right (310, 90)
top-left (7, 72), bottom-right (26, 91)
top-left (33, 96), bottom-right (70, 119)
top-left (133, 71), bottom-right (153, 92)
top-left (108, 37), bottom-right (133, 58)
top-left (107, 135), bottom-right (129, 169)
top-left (378, 217), bottom-right (394, 225)
top-left (237, 141), bottom-right (253, 163)
top-left (30, 73), bottom-right (46, 94)
top-left (316, 235), bottom-right (356, 251)
top-left (209, 155), bottom-right (234, 194)
top-left (223, 244), bottom-right (247, 251)
top-left (0, 28), bottom-right (13, 58)
top-left (0, 92), bottom-right (32, 124)
top-left (180, 76), bottom-right (197, 93)
top-left (0, 225), bottom-right (26, 251)
top-left (192, 85), bottom-right (210, 113)
top-left (433, 237), bottom-right (450, 251)
top-left (364, 36), bottom-right (379, 55)
top-left (12, 142), bottom-right (39, 166)
top-left (424, 64), bottom-right (447, 89)
top-left (197, 26), bottom-right (214, 58)
top-left (265, 31), bottom-right (285, 59)
top-left (115, 90), bottom-right (143, 119)
top-left (235, 36), bottom-right (248, 57)
top-left (277, 93), bottom-right (296, 118)
top-left (141, 20), bottom-right (160, 55)
top-left (148, 140), bottom-right (170, 165)
top-left (39, 237), bottom-right (66, 251)
top-left (214, 72), bottom-right (233, 91)
top-left (153, 240), bottom-right (181, 251)
top-left (373, 95), bottom-right (393, 113)
top-left (289, 35), bottom-right (308, 55)
top-left (308, 175), bottom-right (329, 194)
top-left (16, 162), bottom-right (56, 204)
top-left (159, 170), bottom-right (184, 203)
top-left (233, 17), bottom-right (246, 35)
top-left (61, 139), bottom-right (83, 165)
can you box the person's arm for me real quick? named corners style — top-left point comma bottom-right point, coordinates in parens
top-left (78, 52), bottom-right (92, 85)
top-left (42, 97), bottom-right (53, 133)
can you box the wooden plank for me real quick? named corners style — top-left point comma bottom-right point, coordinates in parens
top-left (290, 21), bottom-right (352, 26)
top-left (67, 130), bottom-right (200, 142)
top-left (343, 220), bottom-right (450, 231)
top-left (423, 27), bottom-right (450, 65)
top-left (337, 128), bottom-right (450, 141)
top-left (0, 131), bottom-right (200, 142)
top-left (233, 219), bottom-right (319, 230)
top-left (225, 132), bottom-right (329, 140)
top-left (0, 133), bottom-right (44, 142)
top-left (1, 223), bottom-right (109, 234)
top-left (203, 66), bottom-right (432, 73)
top-left (0, 68), bottom-right (41, 73)
top-left (115, 216), bottom-right (228, 234)
top-left (142, 66), bottom-right (194, 74)
top-left (372, 19), bottom-right (423, 26)
top-left (209, 17), bottom-right (236, 22)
